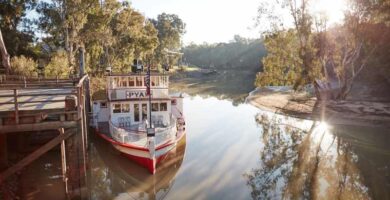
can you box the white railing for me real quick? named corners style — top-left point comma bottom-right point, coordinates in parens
top-left (155, 120), bottom-right (177, 146)
top-left (108, 117), bottom-right (177, 147)
top-left (109, 120), bottom-right (148, 146)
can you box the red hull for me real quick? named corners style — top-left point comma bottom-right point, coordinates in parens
top-left (95, 128), bottom-right (185, 174)
top-left (122, 153), bottom-right (168, 174)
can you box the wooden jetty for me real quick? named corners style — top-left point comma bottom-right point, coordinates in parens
top-left (0, 74), bottom-right (91, 199)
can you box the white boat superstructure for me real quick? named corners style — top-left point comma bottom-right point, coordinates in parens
top-left (92, 72), bottom-right (185, 173)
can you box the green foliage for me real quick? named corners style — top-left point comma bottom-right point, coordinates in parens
top-left (37, 0), bottom-right (161, 74)
top-left (37, 0), bottom-right (93, 71)
top-left (90, 75), bottom-right (106, 97)
top-left (108, 6), bottom-right (158, 72)
top-left (1, 0), bottom-right (185, 76)
top-left (183, 36), bottom-right (266, 71)
top-left (255, 30), bottom-right (302, 87)
top-left (10, 55), bottom-right (38, 76)
top-left (255, 0), bottom-right (324, 90)
top-left (255, 0), bottom-right (390, 99)
top-left (44, 50), bottom-right (71, 77)
top-left (0, 0), bottom-right (37, 58)
top-left (151, 13), bottom-right (186, 68)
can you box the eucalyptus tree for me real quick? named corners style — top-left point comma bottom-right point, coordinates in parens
top-left (108, 4), bottom-right (158, 72)
top-left (37, 0), bottom-right (94, 74)
top-left (37, 0), bottom-right (159, 74)
top-left (256, 0), bottom-right (321, 90)
top-left (256, 0), bottom-right (390, 99)
top-left (0, 0), bottom-right (37, 62)
top-left (151, 13), bottom-right (186, 68)
top-left (255, 30), bottom-right (301, 87)
top-left (81, 0), bottom-right (121, 73)
top-left (0, 28), bottom-right (10, 74)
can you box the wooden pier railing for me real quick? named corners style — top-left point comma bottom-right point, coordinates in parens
top-left (0, 74), bottom-right (90, 199)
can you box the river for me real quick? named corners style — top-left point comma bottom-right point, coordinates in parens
top-left (88, 95), bottom-right (390, 200)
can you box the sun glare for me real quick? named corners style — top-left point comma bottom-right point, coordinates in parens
top-left (312, 0), bottom-right (347, 25)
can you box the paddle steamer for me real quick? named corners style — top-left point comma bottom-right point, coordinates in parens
top-left (92, 64), bottom-right (185, 174)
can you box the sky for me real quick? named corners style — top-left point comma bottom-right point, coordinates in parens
top-left (131, 0), bottom-right (347, 45)
top-left (26, 0), bottom-right (347, 45)
top-left (131, 0), bottom-right (261, 45)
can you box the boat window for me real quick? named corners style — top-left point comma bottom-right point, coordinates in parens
top-left (100, 102), bottom-right (107, 108)
top-left (155, 76), bottom-right (160, 87)
top-left (113, 77), bottom-right (120, 88)
top-left (122, 104), bottom-right (130, 112)
top-left (128, 77), bottom-right (135, 86)
top-left (113, 104), bottom-right (121, 113)
top-left (152, 103), bottom-right (159, 111)
top-left (136, 76), bottom-right (142, 87)
top-left (162, 77), bottom-right (166, 87)
top-left (121, 77), bottom-right (128, 87)
top-left (160, 102), bottom-right (167, 111)
top-left (134, 104), bottom-right (139, 122)
top-left (142, 104), bottom-right (147, 121)
top-left (161, 77), bottom-right (167, 87)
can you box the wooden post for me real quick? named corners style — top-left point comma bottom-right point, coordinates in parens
top-left (0, 129), bottom-right (74, 182)
top-left (59, 128), bottom-right (68, 194)
top-left (0, 134), bottom-right (7, 170)
top-left (65, 127), bottom-right (86, 199)
top-left (13, 89), bottom-right (19, 124)
top-left (84, 77), bottom-right (92, 150)
top-left (82, 93), bottom-right (88, 150)
top-left (78, 87), bottom-right (87, 184)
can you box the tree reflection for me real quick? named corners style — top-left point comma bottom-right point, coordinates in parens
top-left (245, 113), bottom-right (372, 200)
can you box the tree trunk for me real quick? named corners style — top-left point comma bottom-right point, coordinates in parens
top-left (0, 28), bottom-right (11, 74)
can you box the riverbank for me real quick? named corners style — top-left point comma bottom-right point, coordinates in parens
top-left (246, 87), bottom-right (390, 127)
top-left (170, 69), bottom-right (256, 105)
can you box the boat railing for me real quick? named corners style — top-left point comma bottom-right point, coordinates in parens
top-left (108, 117), bottom-right (177, 147)
top-left (155, 119), bottom-right (177, 146)
top-left (109, 120), bottom-right (148, 146)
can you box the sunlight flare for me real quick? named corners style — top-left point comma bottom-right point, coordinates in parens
top-left (312, 0), bottom-right (347, 25)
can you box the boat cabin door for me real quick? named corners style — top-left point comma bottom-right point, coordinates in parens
top-left (133, 103), bottom-right (148, 124)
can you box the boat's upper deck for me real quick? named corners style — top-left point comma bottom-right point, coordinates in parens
top-left (106, 73), bottom-right (170, 101)
top-left (107, 73), bottom-right (169, 89)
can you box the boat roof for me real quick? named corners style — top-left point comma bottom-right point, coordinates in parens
top-left (92, 89), bottom-right (173, 101)
top-left (108, 72), bottom-right (169, 77)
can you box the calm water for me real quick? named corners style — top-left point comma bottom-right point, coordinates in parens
top-left (89, 95), bottom-right (390, 200)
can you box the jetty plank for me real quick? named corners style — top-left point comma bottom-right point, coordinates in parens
top-left (0, 121), bottom-right (77, 133)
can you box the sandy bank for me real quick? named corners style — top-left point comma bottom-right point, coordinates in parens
top-left (246, 87), bottom-right (390, 127)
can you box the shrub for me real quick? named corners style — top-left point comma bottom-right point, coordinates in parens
top-left (10, 56), bottom-right (38, 77)
top-left (45, 50), bottom-right (71, 77)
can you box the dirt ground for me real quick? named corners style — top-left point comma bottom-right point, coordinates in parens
top-left (246, 87), bottom-right (390, 128)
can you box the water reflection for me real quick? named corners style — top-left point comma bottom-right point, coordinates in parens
top-left (89, 135), bottom-right (186, 200)
top-left (86, 95), bottom-right (389, 200)
top-left (246, 112), bottom-right (390, 200)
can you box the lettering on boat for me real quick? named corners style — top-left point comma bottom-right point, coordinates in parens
top-left (126, 91), bottom-right (150, 98)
